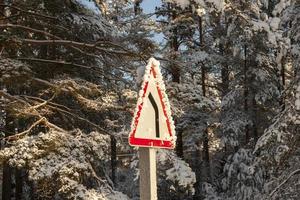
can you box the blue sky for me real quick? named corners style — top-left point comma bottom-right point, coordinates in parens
top-left (77, 0), bottom-right (161, 15)
top-left (141, 0), bottom-right (165, 43)
top-left (141, 0), bottom-right (161, 14)
top-left (77, 0), bottom-right (164, 43)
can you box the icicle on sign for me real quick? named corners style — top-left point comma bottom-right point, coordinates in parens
top-left (129, 58), bottom-right (176, 149)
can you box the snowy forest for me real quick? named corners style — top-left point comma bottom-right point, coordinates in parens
top-left (0, 0), bottom-right (299, 199)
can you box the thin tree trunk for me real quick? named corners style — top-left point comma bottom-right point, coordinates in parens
top-left (220, 44), bottom-right (229, 96)
top-left (25, 171), bottom-right (35, 200)
top-left (168, 6), bottom-right (183, 158)
top-left (0, 0), bottom-right (5, 54)
top-left (201, 65), bottom-right (206, 97)
top-left (134, 0), bottom-right (142, 16)
top-left (280, 58), bottom-right (285, 110)
top-left (199, 16), bottom-right (210, 179)
top-left (244, 44), bottom-right (249, 144)
top-left (176, 130), bottom-right (184, 158)
top-left (252, 95), bottom-right (258, 142)
top-left (198, 16), bottom-right (203, 48)
top-left (110, 135), bottom-right (117, 185)
top-left (203, 128), bottom-right (210, 166)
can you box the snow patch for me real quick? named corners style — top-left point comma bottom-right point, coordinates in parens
top-left (272, 0), bottom-right (291, 16)
top-left (269, 17), bottom-right (281, 31)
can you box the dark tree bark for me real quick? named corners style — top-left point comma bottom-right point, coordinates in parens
top-left (199, 16), bottom-right (210, 178)
top-left (110, 135), bottom-right (117, 184)
top-left (170, 4), bottom-right (180, 84)
top-left (134, 0), bottom-right (142, 16)
top-left (220, 44), bottom-right (229, 96)
top-left (280, 58), bottom-right (286, 110)
top-left (201, 65), bottom-right (206, 97)
top-left (2, 162), bottom-right (12, 200)
top-left (15, 168), bottom-right (23, 200)
top-left (203, 128), bottom-right (210, 165)
top-left (176, 130), bottom-right (184, 158)
top-left (252, 96), bottom-right (258, 142)
top-left (167, 5), bottom-right (183, 158)
top-left (0, 1), bottom-right (5, 53)
top-left (244, 44), bottom-right (250, 144)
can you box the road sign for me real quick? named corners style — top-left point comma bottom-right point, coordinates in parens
top-left (129, 58), bottom-right (176, 149)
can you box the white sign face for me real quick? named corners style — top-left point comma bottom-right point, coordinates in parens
top-left (129, 58), bottom-right (176, 149)
top-left (135, 71), bottom-right (169, 140)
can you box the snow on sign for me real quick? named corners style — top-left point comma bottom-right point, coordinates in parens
top-left (129, 58), bottom-right (176, 149)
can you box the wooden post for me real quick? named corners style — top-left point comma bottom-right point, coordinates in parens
top-left (139, 148), bottom-right (157, 200)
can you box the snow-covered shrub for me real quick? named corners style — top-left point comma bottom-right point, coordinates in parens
top-left (221, 149), bottom-right (264, 200)
top-left (0, 129), bottom-right (129, 199)
top-left (157, 150), bottom-right (196, 200)
top-left (255, 82), bottom-right (300, 166)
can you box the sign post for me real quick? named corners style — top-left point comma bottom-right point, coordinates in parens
top-left (129, 58), bottom-right (176, 200)
top-left (139, 148), bottom-right (157, 200)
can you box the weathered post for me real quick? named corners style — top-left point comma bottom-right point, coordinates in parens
top-left (139, 148), bottom-right (157, 200)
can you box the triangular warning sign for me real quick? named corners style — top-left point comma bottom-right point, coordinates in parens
top-left (129, 58), bottom-right (176, 149)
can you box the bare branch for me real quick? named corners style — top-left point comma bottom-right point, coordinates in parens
top-left (47, 104), bottom-right (112, 136)
top-left (21, 39), bottom-right (135, 55)
top-left (0, 4), bottom-right (58, 20)
top-left (269, 169), bottom-right (300, 198)
top-left (21, 95), bottom-right (72, 111)
top-left (5, 117), bottom-right (46, 141)
top-left (87, 161), bottom-right (113, 190)
top-left (0, 24), bottom-right (60, 39)
top-left (26, 92), bottom-right (57, 111)
top-left (16, 57), bottom-right (91, 69)
top-left (20, 94), bottom-right (112, 136)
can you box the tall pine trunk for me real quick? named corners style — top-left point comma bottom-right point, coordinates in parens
top-left (199, 15), bottom-right (210, 179)
top-left (220, 44), bottom-right (229, 96)
top-left (167, 5), bottom-right (184, 158)
top-left (2, 163), bottom-right (12, 200)
top-left (110, 135), bottom-right (117, 185)
top-left (281, 57), bottom-right (286, 110)
top-left (15, 168), bottom-right (23, 200)
top-left (244, 44), bottom-right (250, 144)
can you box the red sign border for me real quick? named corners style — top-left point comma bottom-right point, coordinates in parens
top-left (129, 64), bottom-right (175, 149)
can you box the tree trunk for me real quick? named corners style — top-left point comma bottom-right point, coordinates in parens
top-left (252, 95), bottom-right (258, 142)
top-left (15, 168), bottom-right (23, 200)
top-left (198, 16), bottom-right (203, 48)
top-left (176, 130), bottom-right (184, 158)
top-left (2, 162), bottom-right (12, 200)
top-left (220, 44), bottom-right (229, 96)
top-left (280, 58), bottom-right (285, 110)
top-left (244, 44), bottom-right (249, 144)
top-left (0, 1), bottom-right (6, 54)
top-left (203, 128), bottom-right (210, 166)
top-left (168, 6), bottom-right (183, 158)
top-left (134, 0), bottom-right (142, 16)
top-left (201, 65), bottom-right (206, 97)
top-left (110, 135), bottom-right (117, 185)
top-left (199, 16), bottom-right (210, 179)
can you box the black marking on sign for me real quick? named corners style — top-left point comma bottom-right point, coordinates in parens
top-left (148, 92), bottom-right (159, 138)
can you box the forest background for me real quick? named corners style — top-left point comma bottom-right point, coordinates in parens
top-left (0, 0), bottom-right (299, 199)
